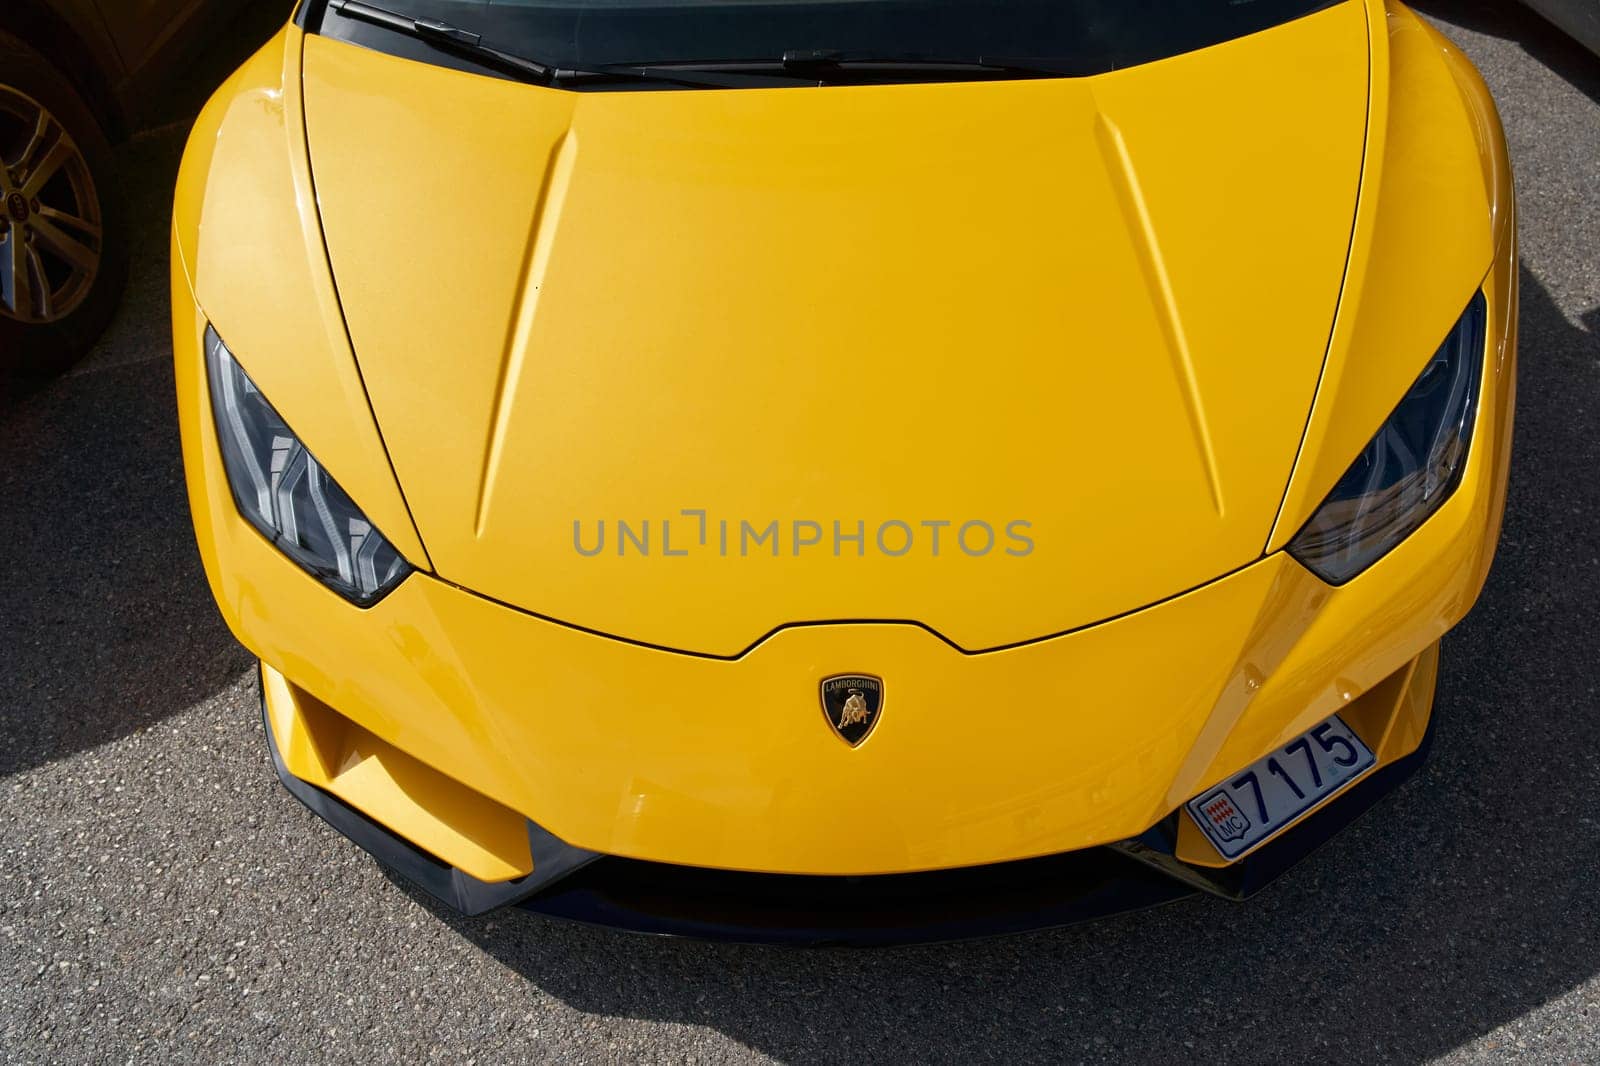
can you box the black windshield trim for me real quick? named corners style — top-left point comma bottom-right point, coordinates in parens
top-left (299, 0), bottom-right (1350, 92)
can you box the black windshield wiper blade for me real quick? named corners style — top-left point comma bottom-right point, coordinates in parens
top-left (614, 50), bottom-right (1092, 81)
top-left (327, 0), bottom-right (556, 83)
top-left (554, 64), bottom-right (819, 89)
top-left (782, 50), bottom-right (1082, 77)
top-left (327, 1), bottom-right (814, 89)
top-left (323, 8), bottom-right (1081, 90)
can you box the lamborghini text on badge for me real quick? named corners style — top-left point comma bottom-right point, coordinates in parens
top-left (820, 675), bottom-right (884, 747)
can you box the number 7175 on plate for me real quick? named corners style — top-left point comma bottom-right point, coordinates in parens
top-left (1185, 714), bottom-right (1377, 860)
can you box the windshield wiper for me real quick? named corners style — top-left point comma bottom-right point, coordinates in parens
top-left (326, 0), bottom-right (816, 89)
top-left (784, 50), bottom-right (1083, 78)
top-left (612, 50), bottom-right (1092, 82)
top-left (322, 9), bottom-right (1080, 89)
top-left (327, 0), bottom-right (556, 83)
top-left (559, 65), bottom-right (817, 89)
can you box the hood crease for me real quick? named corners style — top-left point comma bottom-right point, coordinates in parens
top-left (477, 127), bottom-right (580, 536)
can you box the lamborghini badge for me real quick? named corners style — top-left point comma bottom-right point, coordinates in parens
top-left (820, 675), bottom-right (884, 747)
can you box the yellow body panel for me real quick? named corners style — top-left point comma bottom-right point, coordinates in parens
top-left (174, 259), bottom-right (1514, 874)
top-left (174, 3), bottom-right (1515, 878)
top-left (262, 664), bottom-right (533, 882)
top-left (172, 30), bottom-right (429, 567)
top-left (298, 4), bottom-right (1369, 655)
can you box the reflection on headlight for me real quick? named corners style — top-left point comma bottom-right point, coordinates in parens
top-left (205, 325), bottom-right (411, 605)
top-left (1288, 290), bottom-right (1487, 584)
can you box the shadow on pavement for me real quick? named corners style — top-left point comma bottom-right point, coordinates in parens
top-left (0, 5), bottom-right (285, 777)
top-left (431, 263), bottom-right (1600, 1062)
top-left (0, 128), bottom-right (251, 778)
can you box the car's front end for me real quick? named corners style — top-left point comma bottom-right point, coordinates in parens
top-left (173, 0), bottom-right (1515, 943)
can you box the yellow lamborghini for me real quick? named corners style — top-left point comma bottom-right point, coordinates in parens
top-left (173, 0), bottom-right (1516, 942)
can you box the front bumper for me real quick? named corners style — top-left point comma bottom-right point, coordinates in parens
top-left (177, 254), bottom-right (1514, 938)
top-left (261, 662), bottom-right (1440, 944)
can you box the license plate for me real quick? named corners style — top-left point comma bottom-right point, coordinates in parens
top-left (1185, 714), bottom-right (1376, 859)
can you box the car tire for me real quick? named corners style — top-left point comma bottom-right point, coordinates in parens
top-left (0, 29), bottom-right (128, 378)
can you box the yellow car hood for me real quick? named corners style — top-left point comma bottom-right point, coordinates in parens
top-left (301, 2), bottom-right (1369, 656)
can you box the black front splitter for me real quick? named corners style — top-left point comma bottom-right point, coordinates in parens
top-left (513, 848), bottom-right (1196, 948)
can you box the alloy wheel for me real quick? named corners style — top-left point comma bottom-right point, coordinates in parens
top-left (0, 84), bottom-right (103, 325)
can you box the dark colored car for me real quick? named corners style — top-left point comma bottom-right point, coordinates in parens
top-left (2, 0), bottom-right (248, 375)
top-left (1523, 0), bottom-right (1600, 54)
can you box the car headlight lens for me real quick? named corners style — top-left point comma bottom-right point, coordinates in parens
top-left (205, 326), bottom-right (411, 605)
top-left (1288, 291), bottom-right (1487, 585)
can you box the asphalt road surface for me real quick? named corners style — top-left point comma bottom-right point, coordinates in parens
top-left (3, 3), bottom-right (1599, 1062)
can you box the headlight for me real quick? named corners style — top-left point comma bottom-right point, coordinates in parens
top-left (205, 326), bottom-right (411, 605)
top-left (1288, 291), bottom-right (1487, 585)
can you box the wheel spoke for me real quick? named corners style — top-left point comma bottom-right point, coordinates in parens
top-left (0, 111), bottom-right (50, 190)
top-left (20, 138), bottom-right (74, 199)
top-left (37, 204), bottom-right (101, 239)
top-left (2, 232), bottom-right (36, 319)
top-left (31, 215), bottom-right (98, 274)
top-left (26, 244), bottom-right (51, 319)
top-left (23, 110), bottom-right (52, 167)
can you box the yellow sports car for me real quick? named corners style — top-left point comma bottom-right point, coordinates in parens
top-left (173, 0), bottom-right (1516, 942)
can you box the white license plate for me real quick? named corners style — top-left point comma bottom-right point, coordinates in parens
top-left (1185, 714), bottom-right (1376, 859)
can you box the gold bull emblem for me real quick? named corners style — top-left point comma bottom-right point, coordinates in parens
top-left (838, 689), bottom-right (872, 728)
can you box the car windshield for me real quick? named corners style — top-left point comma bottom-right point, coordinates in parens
top-left (303, 0), bottom-right (1343, 83)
